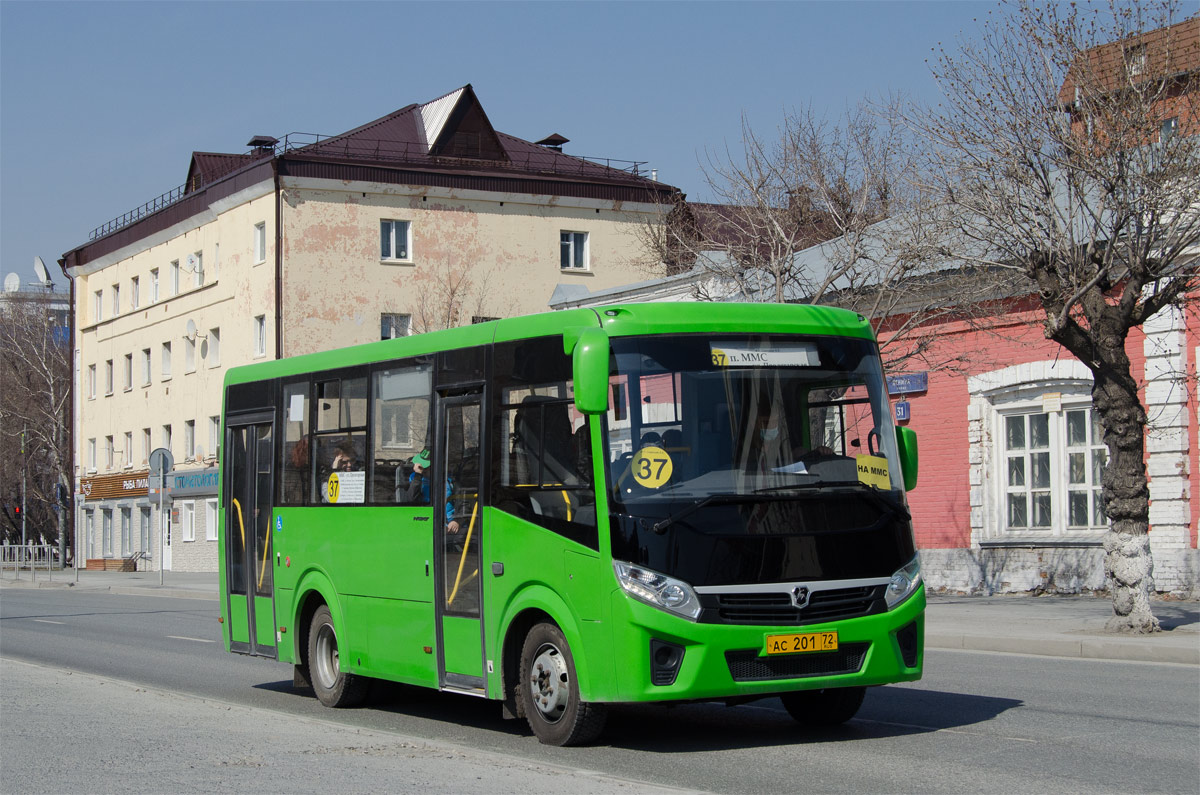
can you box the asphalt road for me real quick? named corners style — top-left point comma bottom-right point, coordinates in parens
top-left (2, 588), bottom-right (1197, 794)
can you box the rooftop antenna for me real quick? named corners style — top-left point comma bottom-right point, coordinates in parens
top-left (3, 273), bottom-right (19, 293)
top-left (33, 256), bottom-right (52, 289)
top-left (185, 319), bottom-right (208, 342)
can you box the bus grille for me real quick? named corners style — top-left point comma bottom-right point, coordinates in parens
top-left (725, 643), bottom-right (869, 682)
top-left (700, 585), bottom-right (885, 626)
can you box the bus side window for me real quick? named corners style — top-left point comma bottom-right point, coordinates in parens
top-left (371, 364), bottom-right (432, 504)
top-left (281, 380), bottom-right (310, 505)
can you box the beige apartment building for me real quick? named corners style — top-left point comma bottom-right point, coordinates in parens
top-left (60, 85), bottom-right (677, 572)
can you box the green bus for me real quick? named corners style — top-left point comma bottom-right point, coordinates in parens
top-left (219, 302), bottom-right (923, 745)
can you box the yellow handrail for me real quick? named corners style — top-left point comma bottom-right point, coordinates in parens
top-left (257, 521), bottom-right (271, 592)
top-left (232, 499), bottom-right (245, 550)
top-left (447, 501), bottom-right (479, 606)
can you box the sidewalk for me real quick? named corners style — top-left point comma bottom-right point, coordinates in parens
top-left (2, 570), bottom-right (1196, 665)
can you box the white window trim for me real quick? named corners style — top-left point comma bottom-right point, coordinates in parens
top-left (380, 219), bottom-right (412, 263)
top-left (254, 222), bottom-right (267, 265)
top-left (181, 501), bottom-right (196, 542)
top-left (205, 499), bottom-right (218, 541)
top-left (254, 315), bottom-right (267, 358)
top-left (560, 230), bottom-right (590, 271)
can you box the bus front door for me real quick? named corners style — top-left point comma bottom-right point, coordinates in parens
top-left (225, 417), bottom-right (277, 658)
top-left (436, 396), bottom-right (486, 692)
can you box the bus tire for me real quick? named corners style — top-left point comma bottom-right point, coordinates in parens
top-left (780, 686), bottom-right (865, 726)
top-left (519, 622), bottom-right (607, 746)
top-left (308, 605), bottom-right (367, 708)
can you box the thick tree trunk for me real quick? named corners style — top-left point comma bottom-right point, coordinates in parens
top-left (1090, 362), bottom-right (1161, 634)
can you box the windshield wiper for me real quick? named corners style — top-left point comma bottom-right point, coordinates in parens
top-left (754, 480), bottom-right (911, 522)
top-left (650, 493), bottom-right (750, 535)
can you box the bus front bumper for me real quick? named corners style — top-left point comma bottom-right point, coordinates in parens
top-left (603, 586), bottom-right (925, 703)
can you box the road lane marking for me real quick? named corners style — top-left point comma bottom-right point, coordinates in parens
top-left (32, 619), bottom-right (65, 625)
top-left (166, 635), bottom-right (215, 643)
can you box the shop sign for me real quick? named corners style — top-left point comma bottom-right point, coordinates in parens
top-left (170, 468), bottom-right (220, 498)
top-left (80, 472), bottom-right (149, 501)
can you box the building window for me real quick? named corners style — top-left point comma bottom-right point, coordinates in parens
top-left (381, 313), bottom-right (411, 340)
top-left (124, 432), bottom-right (133, 467)
top-left (93, 290), bottom-right (103, 323)
top-left (139, 507), bottom-right (151, 555)
top-left (214, 243), bottom-right (220, 279)
top-left (1161, 117), bottom-right (1178, 142)
top-left (1000, 406), bottom-right (1107, 534)
top-left (150, 268), bottom-right (159, 303)
top-left (205, 499), bottom-right (218, 541)
top-left (102, 510), bottom-right (113, 557)
top-left (192, 251), bottom-right (204, 287)
top-left (209, 416), bottom-right (220, 458)
top-left (120, 508), bottom-right (131, 556)
top-left (112, 284), bottom-right (120, 316)
top-left (123, 354), bottom-right (133, 391)
top-left (162, 424), bottom-right (172, 453)
top-left (208, 327), bottom-right (220, 367)
top-left (380, 220), bottom-right (411, 261)
top-left (131, 276), bottom-right (140, 310)
top-left (185, 419), bottom-right (195, 460)
top-left (87, 364), bottom-right (96, 399)
top-left (182, 501), bottom-right (195, 542)
top-left (105, 435), bottom-right (114, 469)
top-left (1124, 43), bottom-right (1147, 77)
top-left (162, 342), bottom-right (172, 379)
top-left (185, 336), bottom-right (196, 373)
top-left (141, 348), bottom-right (152, 386)
top-left (105, 360), bottom-right (114, 396)
top-left (142, 428), bottom-right (152, 464)
top-left (560, 231), bottom-right (588, 270)
top-left (254, 222), bottom-right (266, 264)
top-left (87, 438), bottom-right (96, 471)
top-left (254, 315), bottom-right (266, 357)
top-left (171, 260), bottom-right (180, 296)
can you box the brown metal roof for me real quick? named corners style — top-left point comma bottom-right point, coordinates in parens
top-left (61, 84), bottom-right (677, 274)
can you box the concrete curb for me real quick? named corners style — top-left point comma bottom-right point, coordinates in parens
top-left (1, 578), bottom-right (216, 602)
top-left (927, 631), bottom-right (1199, 665)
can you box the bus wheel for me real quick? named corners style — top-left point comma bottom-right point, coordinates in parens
top-left (780, 686), bottom-right (865, 727)
top-left (519, 622), bottom-right (607, 746)
top-left (308, 605), bottom-right (367, 708)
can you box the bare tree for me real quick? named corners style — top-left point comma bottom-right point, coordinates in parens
top-left (0, 290), bottom-right (72, 554)
top-left (408, 259), bottom-right (508, 334)
top-left (916, 0), bottom-right (1200, 632)
top-left (639, 102), bottom-right (1005, 372)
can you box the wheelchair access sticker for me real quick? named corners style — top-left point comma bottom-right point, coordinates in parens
top-left (856, 455), bottom-right (891, 489)
top-left (631, 446), bottom-right (673, 488)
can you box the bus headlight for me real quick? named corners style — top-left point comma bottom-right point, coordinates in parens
top-left (613, 561), bottom-right (702, 621)
top-left (885, 555), bottom-right (922, 609)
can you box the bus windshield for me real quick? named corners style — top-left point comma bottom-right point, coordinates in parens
top-left (604, 333), bottom-right (906, 541)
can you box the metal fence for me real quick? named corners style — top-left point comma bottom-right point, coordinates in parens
top-left (1, 544), bottom-right (62, 581)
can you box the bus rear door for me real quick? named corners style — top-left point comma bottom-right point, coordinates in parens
top-left (225, 414), bottom-right (277, 658)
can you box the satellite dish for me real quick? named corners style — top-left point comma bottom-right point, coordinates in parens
top-left (186, 253), bottom-right (200, 272)
top-left (185, 319), bottom-right (198, 341)
top-left (33, 257), bottom-right (51, 287)
top-left (3, 273), bottom-right (19, 293)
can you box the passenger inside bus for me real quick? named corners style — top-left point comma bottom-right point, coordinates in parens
top-left (405, 448), bottom-right (460, 533)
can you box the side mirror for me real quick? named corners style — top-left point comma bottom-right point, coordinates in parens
top-left (566, 327), bottom-right (610, 414)
top-left (895, 426), bottom-right (918, 491)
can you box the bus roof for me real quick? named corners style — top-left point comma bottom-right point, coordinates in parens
top-left (223, 302), bottom-right (873, 388)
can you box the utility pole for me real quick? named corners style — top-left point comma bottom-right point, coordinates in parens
top-left (20, 426), bottom-right (27, 548)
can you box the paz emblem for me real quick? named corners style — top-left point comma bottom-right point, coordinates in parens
top-left (791, 586), bottom-right (811, 609)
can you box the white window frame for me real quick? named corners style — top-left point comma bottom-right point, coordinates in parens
top-left (142, 428), bottom-right (152, 465)
top-left (208, 416), bottom-right (220, 458)
top-left (254, 315), bottom-right (266, 357)
top-left (381, 313), bottom-right (411, 340)
top-left (192, 251), bottom-right (204, 287)
top-left (380, 219), bottom-right (411, 262)
top-left (87, 364), bottom-right (96, 399)
top-left (93, 289), bottom-right (103, 323)
top-left (105, 435), bottom-right (114, 469)
top-left (120, 507), bottom-right (131, 556)
top-left (123, 353), bottom-right (133, 391)
top-left (162, 424), bottom-right (172, 454)
top-left (112, 284), bottom-right (120, 317)
top-left (185, 419), bottom-right (195, 460)
top-left (185, 336), bottom-right (196, 373)
top-left (131, 275), bottom-right (140, 310)
top-left (182, 501), bottom-right (196, 542)
top-left (205, 499), bottom-right (218, 541)
top-left (162, 342), bottom-right (172, 379)
top-left (87, 438), bottom-right (96, 471)
top-left (104, 360), bottom-right (114, 396)
top-left (560, 231), bottom-right (589, 270)
top-left (254, 222), bottom-right (266, 264)
top-left (208, 327), bottom-right (221, 367)
top-left (102, 509), bottom-right (113, 557)
top-left (150, 268), bottom-right (159, 303)
top-left (170, 260), bottom-right (180, 296)
top-left (141, 348), bottom-right (152, 386)
top-left (123, 432), bottom-right (133, 468)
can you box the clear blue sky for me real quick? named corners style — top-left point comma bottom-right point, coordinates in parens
top-left (0, 0), bottom-right (996, 286)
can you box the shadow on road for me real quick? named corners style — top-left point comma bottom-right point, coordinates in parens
top-left (253, 678), bottom-right (1021, 751)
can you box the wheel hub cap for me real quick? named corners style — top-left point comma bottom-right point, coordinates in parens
top-left (528, 644), bottom-right (569, 722)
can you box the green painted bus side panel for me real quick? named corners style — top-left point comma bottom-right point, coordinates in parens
top-left (442, 616), bottom-right (484, 677)
top-left (358, 596), bottom-right (438, 687)
top-left (563, 550), bottom-right (603, 621)
top-left (254, 595), bottom-right (277, 650)
top-left (275, 587), bottom-right (295, 663)
top-left (228, 594), bottom-right (249, 643)
top-left (604, 586), bottom-right (926, 703)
